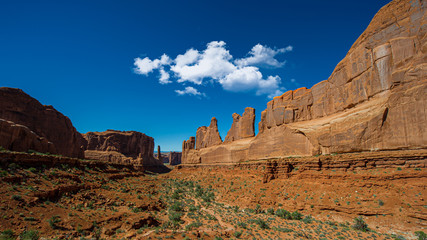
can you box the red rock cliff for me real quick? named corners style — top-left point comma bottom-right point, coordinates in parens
top-left (0, 87), bottom-right (86, 158)
top-left (182, 0), bottom-right (427, 164)
top-left (83, 130), bottom-right (160, 167)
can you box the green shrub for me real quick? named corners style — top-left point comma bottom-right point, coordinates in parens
top-left (233, 231), bottom-right (243, 238)
top-left (0, 230), bottom-right (15, 240)
top-left (11, 195), bottom-right (22, 201)
top-left (378, 200), bottom-right (384, 206)
top-left (168, 211), bottom-right (184, 226)
top-left (48, 215), bottom-right (61, 229)
top-left (185, 221), bottom-right (202, 231)
top-left (19, 230), bottom-right (39, 240)
top-left (169, 201), bottom-right (184, 212)
top-left (302, 215), bottom-right (313, 224)
top-left (352, 216), bottom-right (369, 232)
top-left (415, 231), bottom-right (427, 240)
top-left (250, 219), bottom-right (269, 229)
top-left (236, 221), bottom-right (247, 229)
top-left (267, 208), bottom-right (275, 215)
top-left (275, 209), bottom-right (291, 219)
top-left (291, 211), bottom-right (303, 220)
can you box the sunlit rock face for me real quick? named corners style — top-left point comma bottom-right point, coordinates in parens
top-left (182, 0), bottom-right (427, 165)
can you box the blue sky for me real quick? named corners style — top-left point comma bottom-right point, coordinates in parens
top-left (1, 0), bottom-right (391, 151)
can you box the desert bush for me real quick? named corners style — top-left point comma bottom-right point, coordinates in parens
top-left (275, 209), bottom-right (291, 219)
top-left (302, 215), bottom-right (313, 224)
top-left (48, 215), bottom-right (61, 229)
top-left (11, 195), bottom-right (22, 201)
top-left (236, 221), bottom-right (247, 229)
top-left (19, 230), bottom-right (39, 240)
top-left (0, 230), bottom-right (15, 240)
top-left (415, 231), bottom-right (427, 240)
top-left (169, 201), bottom-right (184, 212)
top-left (168, 211), bottom-right (184, 227)
top-left (352, 216), bottom-right (369, 232)
top-left (233, 231), bottom-right (243, 238)
top-left (185, 221), bottom-right (202, 231)
top-left (249, 219), bottom-right (269, 229)
top-left (291, 211), bottom-right (303, 220)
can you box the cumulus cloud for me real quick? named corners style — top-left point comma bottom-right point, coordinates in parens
top-left (159, 68), bottom-right (171, 84)
top-left (134, 41), bottom-right (292, 98)
top-left (171, 41), bottom-right (236, 85)
top-left (235, 44), bottom-right (292, 68)
top-left (175, 86), bottom-right (205, 97)
top-left (134, 54), bottom-right (171, 75)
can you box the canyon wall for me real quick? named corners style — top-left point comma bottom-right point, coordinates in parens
top-left (83, 130), bottom-right (161, 167)
top-left (182, 0), bottom-right (427, 165)
top-left (0, 87), bottom-right (86, 158)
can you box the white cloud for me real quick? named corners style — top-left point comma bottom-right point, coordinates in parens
top-left (134, 54), bottom-right (171, 75)
top-left (235, 44), bottom-right (293, 68)
top-left (219, 67), bottom-right (283, 98)
top-left (171, 41), bottom-right (236, 85)
top-left (175, 86), bottom-right (205, 97)
top-left (159, 68), bottom-right (171, 84)
top-left (133, 41), bottom-right (292, 98)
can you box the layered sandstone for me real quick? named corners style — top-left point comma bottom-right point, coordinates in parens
top-left (182, 0), bottom-right (427, 165)
top-left (224, 107), bottom-right (255, 143)
top-left (83, 130), bottom-right (160, 167)
top-left (0, 119), bottom-right (56, 154)
top-left (168, 152), bottom-right (182, 165)
top-left (195, 117), bottom-right (223, 149)
top-left (0, 87), bottom-right (86, 158)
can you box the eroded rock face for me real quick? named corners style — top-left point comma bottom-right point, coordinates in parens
top-left (195, 117), bottom-right (223, 149)
top-left (182, 0), bottom-right (427, 164)
top-left (224, 107), bottom-right (255, 143)
top-left (84, 130), bottom-right (154, 163)
top-left (168, 152), bottom-right (182, 165)
top-left (0, 87), bottom-right (86, 158)
top-left (0, 118), bottom-right (56, 154)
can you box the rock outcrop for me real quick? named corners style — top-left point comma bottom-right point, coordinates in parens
top-left (182, 0), bottom-right (427, 165)
top-left (224, 107), bottom-right (255, 143)
top-left (195, 117), bottom-right (223, 149)
top-left (83, 130), bottom-right (160, 167)
top-left (168, 152), bottom-right (182, 165)
top-left (0, 119), bottom-right (56, 154)
top-left (0, 87), bottom-right (86, 158)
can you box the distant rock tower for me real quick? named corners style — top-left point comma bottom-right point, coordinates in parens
top-left (157, 145), bottom-right (162, 162)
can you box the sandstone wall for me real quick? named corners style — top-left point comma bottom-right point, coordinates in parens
top-left (0, 88), bottom-right (86, 158)
top-left (224, 107), bottom-right (255, 143)
top-left (0, 119), bottom-right (56, 154)
top-left (182, 0), bottom-right (427, 165)
top-left (83, 130), bottom-right (162, 167)
top-left (168, 152), bottom-right (182, 165)
top-left (195, 117), bottom-right (223, 149)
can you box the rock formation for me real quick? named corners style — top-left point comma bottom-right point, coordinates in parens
top-left (195, 117), bottom-right (223, 149)
top-left (182, 0), bottom-right (427, 165)
top-left (168, 152), bottom-right (182, 165)
top-left (0, 119), bottom-right (56, 154)
top-left (157, 145), bottom-right (162, 162)
top-left (0, 87), bottom-right (86, 158)
top-left (83, 130), bottom-right (161, 167)
top-left (224, 107), bottom-right (255, 143)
